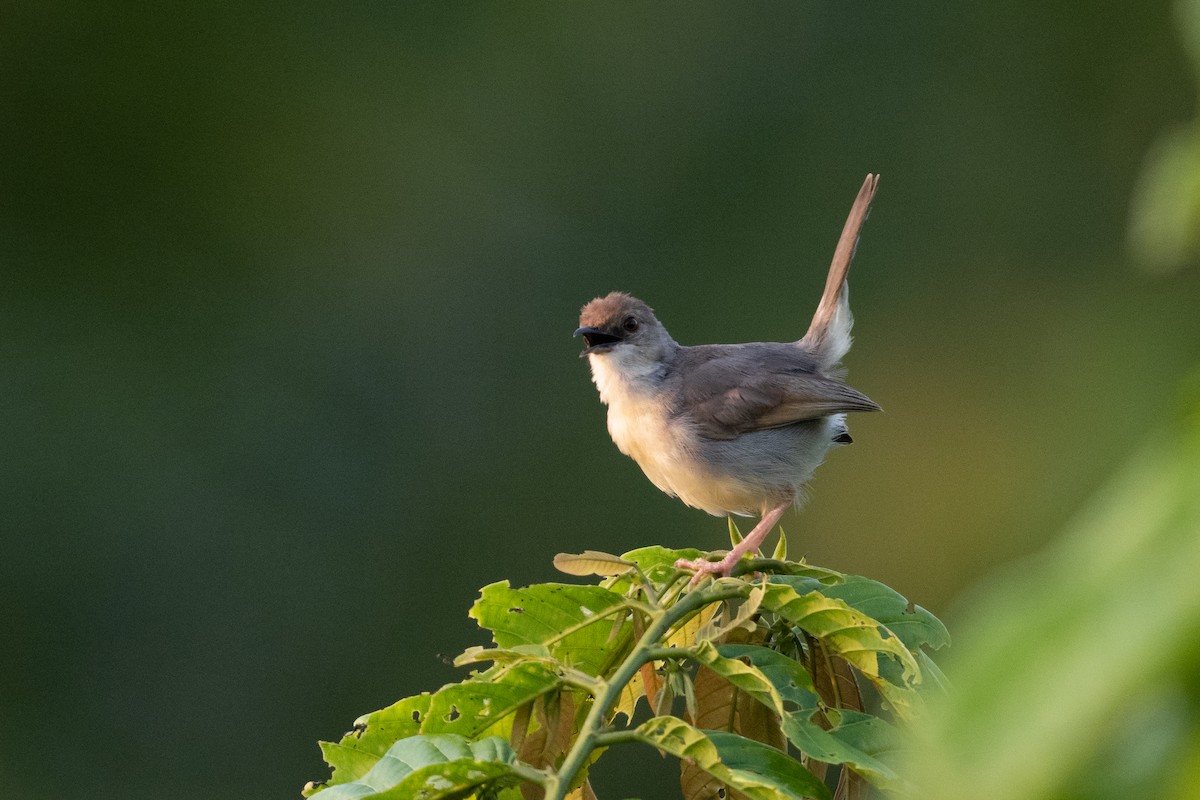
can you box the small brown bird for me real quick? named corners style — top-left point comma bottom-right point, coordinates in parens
top-left (575, 175), bottom-right (881, 582)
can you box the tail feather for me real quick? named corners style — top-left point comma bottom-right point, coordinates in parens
top-left (799, 174), bottom-right (879, 369)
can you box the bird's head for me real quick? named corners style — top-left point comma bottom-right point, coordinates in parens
top-left (575, 292), bottom-right (676, 367)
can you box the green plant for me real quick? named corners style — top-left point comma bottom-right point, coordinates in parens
top-left (303, 528), bottom-right (948, 800)
top-left (904, 385), bottom-right (1200, 800)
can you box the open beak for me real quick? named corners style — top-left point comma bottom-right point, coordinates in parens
top-left (574, 326), bottom-right (622, 356)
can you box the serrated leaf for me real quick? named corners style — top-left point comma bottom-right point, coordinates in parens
top-left (422, 661), bottom-right (561, 738)
top-left (317, 694), bottom-right (435, 787)
top-left (714, 644), bottom-right (820, 714)
top-left (625, 599), bottom-right (720, 729)
top-left (690, 642), bottom-right (902, 791)
top-left (611, 665), bottom-right (646, 724)
top-left (683, 632), bottom-right (787, 800)
top-left (753, 561), bottom-right (846, 582)
top-left (635, 716), bottom-right (830, 800)
top-left (471, 581), bottom-right (629, 675)
top-left (761, 582), bottom-right (922, 720)
top-left (553, 551), bottom-right (637, 577)
top-left (308, 734), bottom-right (529, 800)
top-left (316, 742), bottom-right (382, 791)
top-left (774, 574), bottom-right (950, 653)
top-left (693, 640), bottom-right (785, 718)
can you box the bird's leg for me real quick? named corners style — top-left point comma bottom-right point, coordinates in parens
top-left (675, 501), bottom-right (791, 584)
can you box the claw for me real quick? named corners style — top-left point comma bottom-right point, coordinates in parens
top-left (675, 556), bottom-right (737, 586)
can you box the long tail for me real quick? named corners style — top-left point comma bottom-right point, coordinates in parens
top-left (798, 173), bottom-right (879, 369)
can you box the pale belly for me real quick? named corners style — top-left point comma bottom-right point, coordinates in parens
top-left (605, 395), bottom-right (798, 516)
top-left (589, 353), bottom-right (836, 516)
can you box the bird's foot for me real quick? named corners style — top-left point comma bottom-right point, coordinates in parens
top-left (675, 501), bottom-right (791, 586)
top-left (674, 554), bottom-right (740, 586)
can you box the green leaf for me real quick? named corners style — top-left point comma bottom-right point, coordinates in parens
top-left (713, 644), bottom-right (820, 713)
top-left (308, 734), bottom-right (534, 800)
top-left (683, 634), bottom-right (788, 799)
top-left (470, 581), bottom-right (629, 675)
top-left (907, 426), bottom-right (1200, 800)
top-left (315, 742), bottom-right (383, 791)
top-left (318, 694), bottom-right (435, 786)
top-left (699, 643), bottom-right (903, 790)
top-left (771, 528), bottom-right (787, 561)
top-left (916, 650), bottom-right (951, 697)
top-left (738, 560), bottom-right (846, 583)
top-left (421, 661), bottom-right (562, 738)
top-left (692, 640), bottom-right (785, 718)
top-left (1128, 125), bottom-right (1200, 272)
top-left (773, 574), bottom-right (950, 653)
top-left (453, 643), bottom-right (554, 667)
top-left (761, 581), bottom-right (922, 719)
top-left (667, 599), bottom-right (719, 649)
top-left (635, 716), bottom-right (830, 800)
top-left (781, 711), bottom-right (904, 791)
top-left (619, 545), bottom-right (706, 583)
top-left (553, 551), bottom-right (637, 577)
top-left (696, 584), bottom-right (766, 642)
top-left (728, 517), bottom-right (744, 546)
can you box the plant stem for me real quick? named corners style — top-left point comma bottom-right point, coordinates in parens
top-left (543, 585), bottom-right (745, 800)
top-left (642, 646), bottom-right (691, 662)
top-left (592, 729), bottom-right (644, 748)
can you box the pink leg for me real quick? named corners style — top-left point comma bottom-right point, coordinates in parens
top-left (675, 500), bottom-right (791, 584)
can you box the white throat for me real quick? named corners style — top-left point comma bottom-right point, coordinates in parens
top-left (587, 348), bottom-right (664, 406)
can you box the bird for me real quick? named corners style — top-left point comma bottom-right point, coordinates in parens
top-left (574, 174), bottom-right (881, 582)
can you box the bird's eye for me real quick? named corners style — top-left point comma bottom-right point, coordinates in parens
top-left (622, 316), bottom-right (639, 333)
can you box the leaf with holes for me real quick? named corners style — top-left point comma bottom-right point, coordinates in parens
top-left (420, 661), bottom-right (561, 740)
top-left (470, 582), bottom-right (630, 676)
top-left (312, 694), bottom-right (435, 789)
top-left (636, 716), bottom-right (830, 800)
top-left (308, 734), bottom-right (532, 800)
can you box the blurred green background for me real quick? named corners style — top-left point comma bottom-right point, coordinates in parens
top-left (3, 3), bottom-right (1199, 798)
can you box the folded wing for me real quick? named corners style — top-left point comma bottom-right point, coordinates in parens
top-left (671, 344), bottom-right (880, 441)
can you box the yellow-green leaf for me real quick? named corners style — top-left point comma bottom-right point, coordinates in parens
top-left (635, 717), bottom-right (830, 800)
top-left (553, 551), bottom-right (637, 577)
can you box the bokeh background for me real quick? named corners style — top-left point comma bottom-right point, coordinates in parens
top-left (3, 3), bottom-right (1199, 798)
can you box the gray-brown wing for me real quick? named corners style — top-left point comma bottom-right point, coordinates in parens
top-left (670, 344), bottom-right (880, 441)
